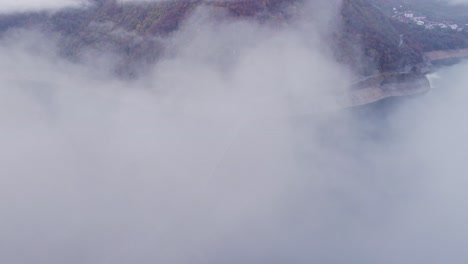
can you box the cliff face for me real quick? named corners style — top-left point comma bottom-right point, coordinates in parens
top-left (0, 0), bottom-right (436, 76)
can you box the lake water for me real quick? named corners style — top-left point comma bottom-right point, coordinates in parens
top-left (284, 61), bottom-right (468, 263)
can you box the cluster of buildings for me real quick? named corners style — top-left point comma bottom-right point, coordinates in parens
top-left (392, 8), bottom-right (465, 32)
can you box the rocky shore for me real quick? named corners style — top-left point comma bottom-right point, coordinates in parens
top-left (338, 71), bottom-right (431, 108)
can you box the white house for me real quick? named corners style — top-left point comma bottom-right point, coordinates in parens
top-left (404, 12), bottom-right (414, 18)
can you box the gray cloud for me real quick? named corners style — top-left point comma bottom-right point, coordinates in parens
top-left (1, 1), bottom-right (468, 264)
top-left (443, 0), bottom-right (468, 5)
top-left (0, 0), bottom-right (89, 13)
top-left (446, 0), bottom-right (468, 4)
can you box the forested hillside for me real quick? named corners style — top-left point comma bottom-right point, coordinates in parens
top-left (0, 0), bottom-right (464, 76)
top-left (369, 0), bottom-right (468, 52)
top-left (337, 0), bottom-right (423, 74)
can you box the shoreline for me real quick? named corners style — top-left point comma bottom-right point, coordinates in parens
top-left (338, 72), bottom-right (431, 108)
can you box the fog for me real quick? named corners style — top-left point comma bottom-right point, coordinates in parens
top-left (445, 0), bottom-right (468, 5)
top-left (1, 1), bottom-right (468, 264)
top-left (0, 0), bottom-right (89, 13)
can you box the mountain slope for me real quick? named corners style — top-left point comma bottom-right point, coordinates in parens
top-left (337, 0), bottom-right (424, 74)
top-left (0, 0), bottom-right (459, 76)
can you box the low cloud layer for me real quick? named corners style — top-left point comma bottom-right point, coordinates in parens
top-left (1, 1), bottom-right (468, 264)
top-left (0, 0), bottom-right (89, 13)
top-left (444, 0), bottom-right (468, 5)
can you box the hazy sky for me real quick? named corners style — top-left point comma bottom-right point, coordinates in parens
top-left (445, 0), bottom-right (468, 5)
top-left (1, 1), bottom-right (468, 263)
top-left (0, 0), bottom-right (89, 13)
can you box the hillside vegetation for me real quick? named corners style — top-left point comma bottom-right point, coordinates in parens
top-left (337, 0), bottom-right (423, 74)
top-left (0, 0), bottom-right (464, 76)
